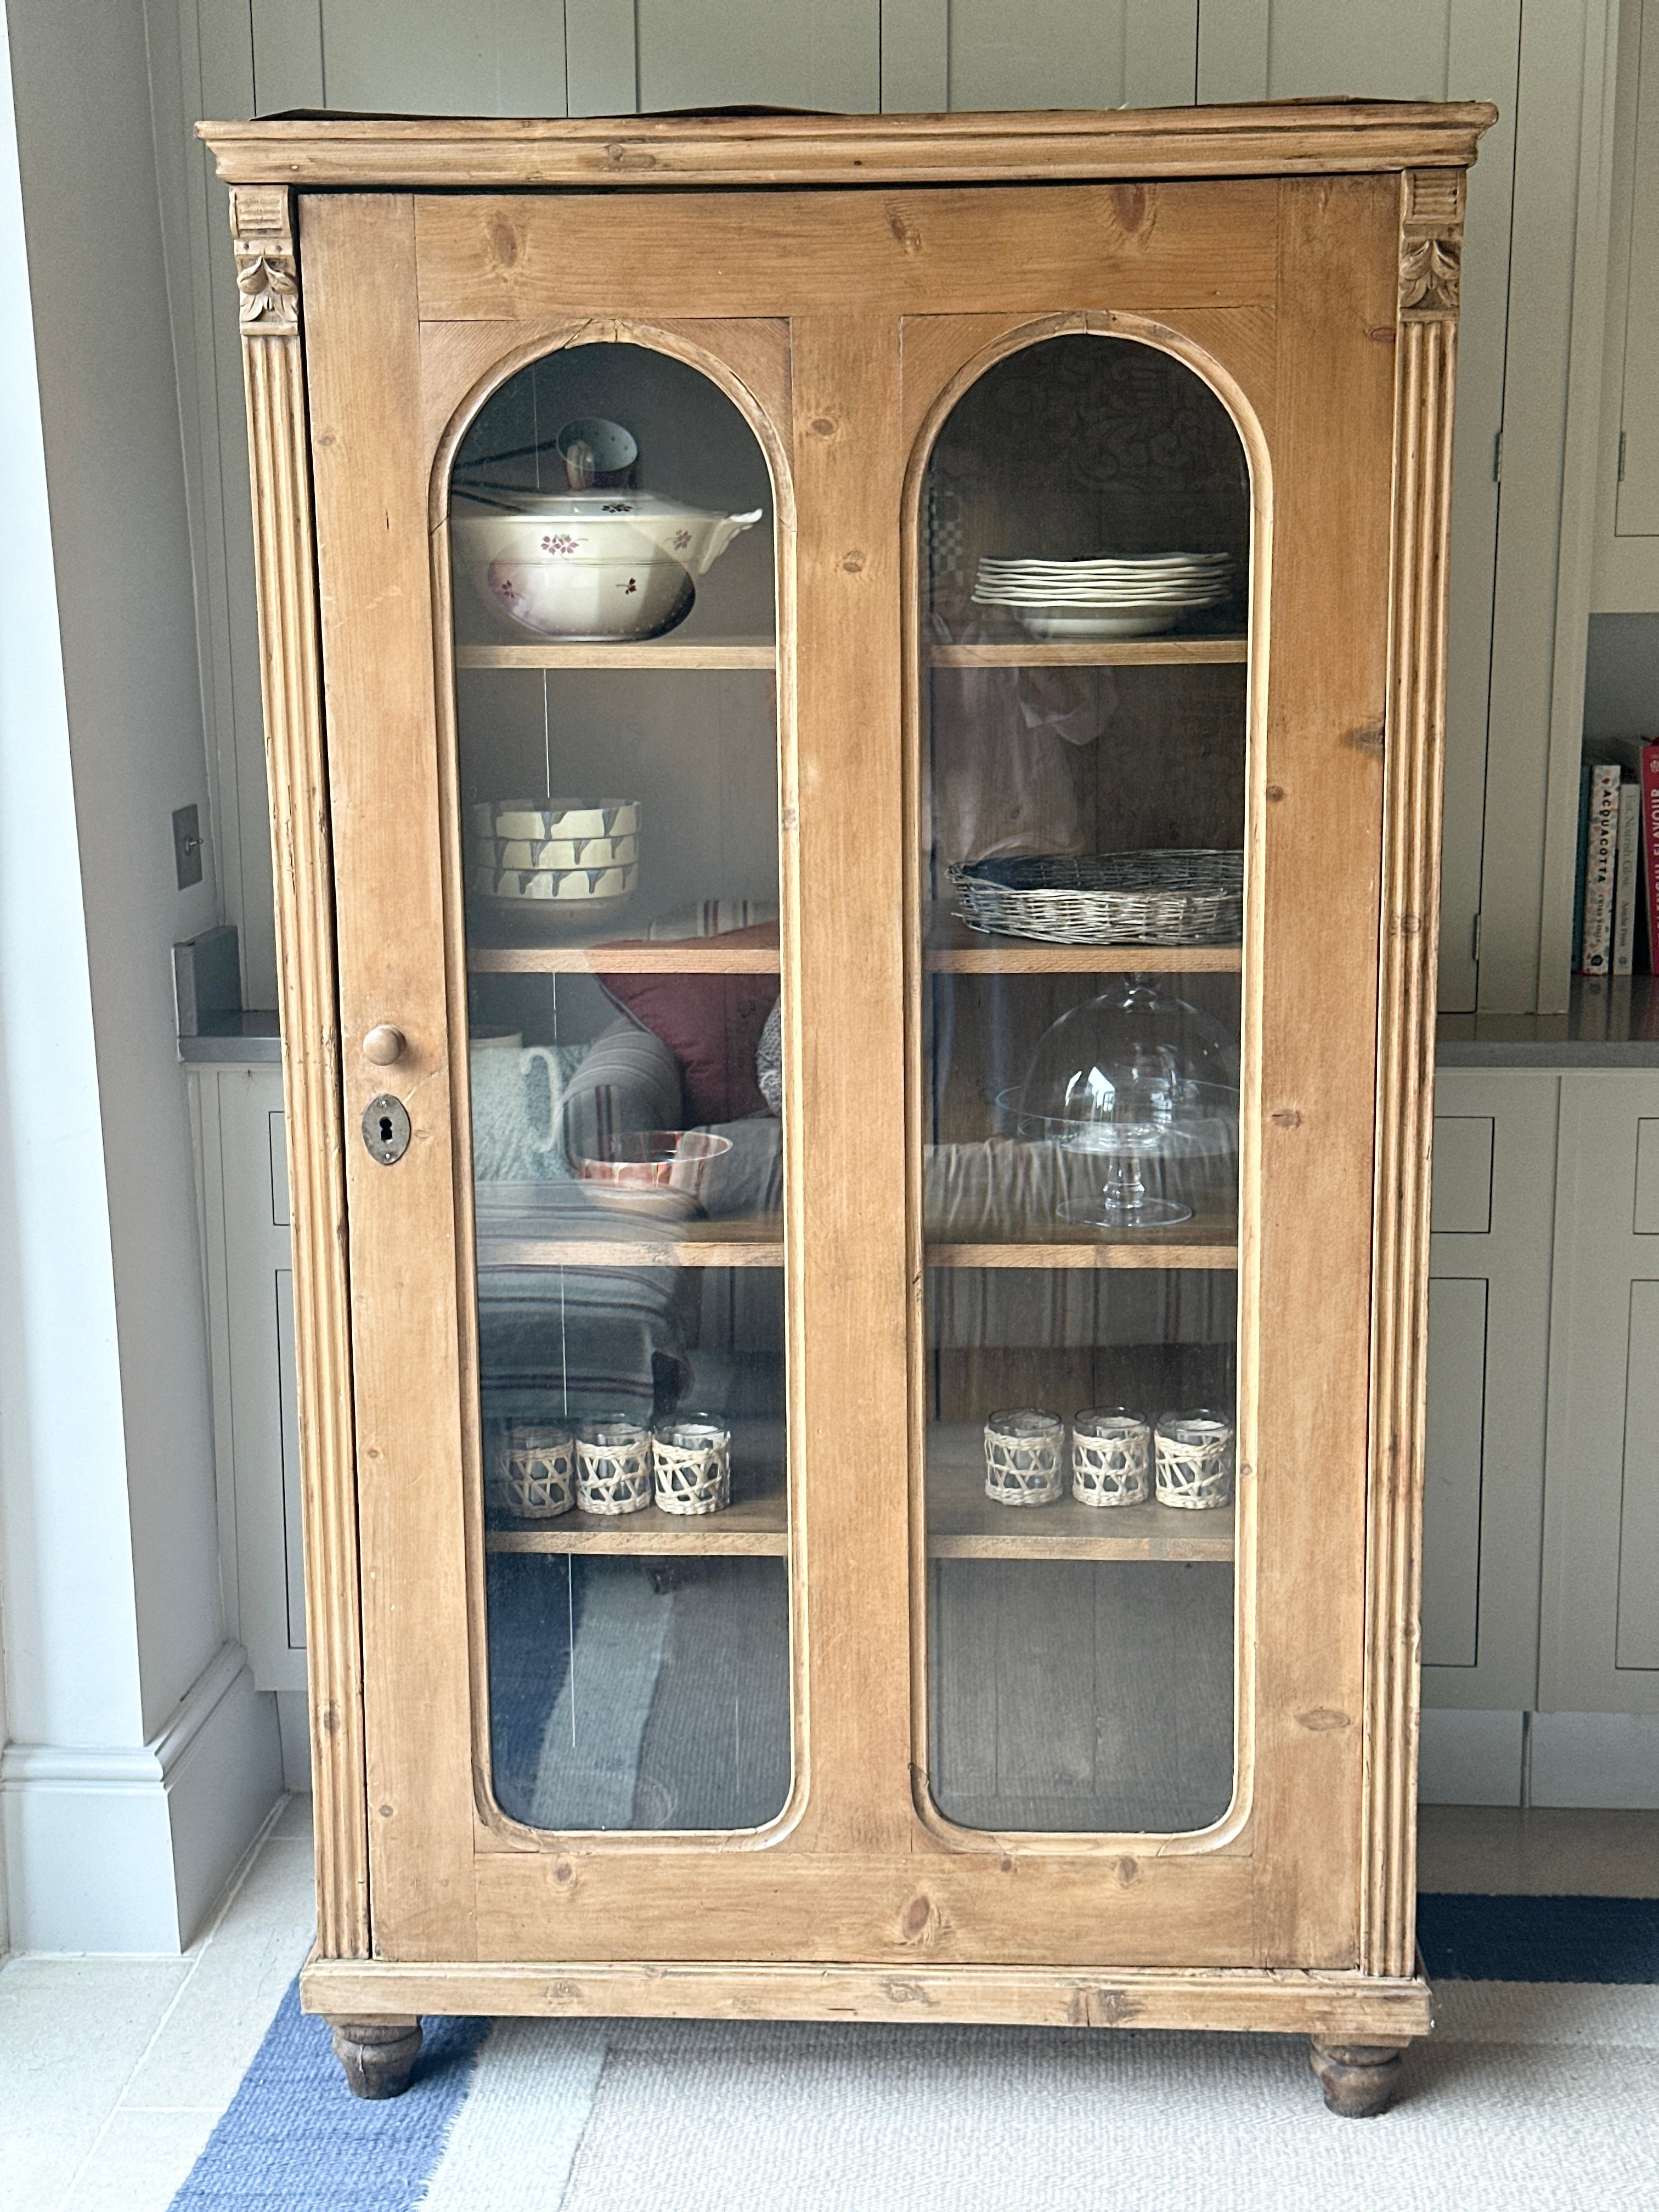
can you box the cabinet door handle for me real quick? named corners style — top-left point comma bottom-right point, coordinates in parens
top-left (363, 1024), bottom-right (407, 1065)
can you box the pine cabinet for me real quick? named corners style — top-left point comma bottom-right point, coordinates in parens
top-left (200, 101), bottom-right (1490, 2113)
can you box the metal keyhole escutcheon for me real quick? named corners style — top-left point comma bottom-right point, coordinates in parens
top-left (363, 1093), bottom-right (411, 1166)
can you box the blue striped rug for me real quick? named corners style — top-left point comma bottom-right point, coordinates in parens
top-left (168, 1898), bottom-right (1659, 2210)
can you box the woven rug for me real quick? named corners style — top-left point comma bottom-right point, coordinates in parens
top-left (168, 1898), bottom-right (1659, 2209)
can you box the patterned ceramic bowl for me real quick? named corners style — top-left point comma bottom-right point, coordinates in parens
top-left (576, 1130), bottom-right (733, 1194)
top-left (452, 491), bottom-right (762, 642)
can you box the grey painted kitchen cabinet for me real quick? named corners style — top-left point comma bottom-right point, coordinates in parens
top-left (1421, 1073), bottom-right (1560, 1709)
top-left (1539, 1073), bottom-right (1659, 1715)
top-left (189, 1064), bottom-right (305, 1697)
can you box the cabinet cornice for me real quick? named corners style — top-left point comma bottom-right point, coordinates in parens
top-left (199, 102), bottom-right (1497, 193)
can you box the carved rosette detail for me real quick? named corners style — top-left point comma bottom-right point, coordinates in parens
top-left (231, 185), bottom-right (300, 337)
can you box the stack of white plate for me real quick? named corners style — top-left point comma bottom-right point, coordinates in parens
top-left (973, 553), bottom-right (1236, 640)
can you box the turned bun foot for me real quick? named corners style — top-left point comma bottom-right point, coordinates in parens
top-left (1310, 2039), bottom-right (1406, 2117)
top-left (330, 2017), bottom-right (423, 2099)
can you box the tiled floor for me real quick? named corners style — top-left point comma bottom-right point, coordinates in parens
top-left (0, 1794), bottom-right (314, 2212)
top-left (2, 1797), bottom-right (1656, 2212)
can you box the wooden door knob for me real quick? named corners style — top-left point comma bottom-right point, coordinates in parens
top-left (363, 1024), bottom-right (407, 1065)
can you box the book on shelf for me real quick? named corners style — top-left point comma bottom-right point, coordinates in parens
top-left (1571, 763), bottom-right (1591, 972)
top-left (1586, 738), bottom-right (1659, 973)
top-left (1577, 760), bottom-right (1622, 976)
top-left (1614, 781), bottom-right (1642, 977)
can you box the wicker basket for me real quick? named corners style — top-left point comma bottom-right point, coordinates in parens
top-left (949, 849), bottom-right (1243, 946)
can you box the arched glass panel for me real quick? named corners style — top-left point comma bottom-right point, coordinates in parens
top-left (449, 343), bottom-right (790, 1832)
top-left (918, 334), bottom-right (1250, 1836)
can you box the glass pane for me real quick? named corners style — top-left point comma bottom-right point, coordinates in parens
top-left (919, 334), bottom-right (1248, 1836)
top-left (450, 342), bottom-right (789, 1832)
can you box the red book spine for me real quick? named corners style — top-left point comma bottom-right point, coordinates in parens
top-left (1645, 743), bottom-right (1659, 974)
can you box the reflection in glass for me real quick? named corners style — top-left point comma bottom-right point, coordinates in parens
top-left (919, 331), bottom-right (1249, 1836)
top-left (455, 343), bottom-right (790, 1833)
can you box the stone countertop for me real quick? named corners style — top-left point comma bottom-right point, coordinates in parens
top-left (178, 1011), bottom-right (282, 1063)
top-left (182, 979), bottom-right (1659, 1074)
top-left (1436, 977), bottom-right (1659, 1069)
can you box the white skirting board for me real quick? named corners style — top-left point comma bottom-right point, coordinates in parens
top-left (0, 1641), bottom-right (283, 1951)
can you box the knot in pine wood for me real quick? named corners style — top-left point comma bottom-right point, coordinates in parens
top-left (881, 1978), bottom-right (935, 2007)
top-left (1111, 183), bottom-right (1149, 236)
top-left (886, 206), bottom-right (922, 253)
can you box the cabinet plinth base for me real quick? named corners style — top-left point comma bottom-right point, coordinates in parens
top-left (329, 2017), bottom-right (423, 2099)
top-left (304, 1953), bottom-right (1433, 2045)
top-left (1309, 2039), bottom-right (1407, 2117)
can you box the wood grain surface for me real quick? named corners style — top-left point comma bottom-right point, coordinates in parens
top-left (235, 190), bottom-right (370, 1961)
top-left (200, 102), bottom-right (1496, 190)
top-left (246, 119), bottom-right (1474, 2021)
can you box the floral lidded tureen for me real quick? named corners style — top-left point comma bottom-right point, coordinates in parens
top-left (451, 487), bottom-right (764, 642)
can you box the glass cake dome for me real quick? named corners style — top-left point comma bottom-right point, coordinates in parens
top-left (1012, 978), bottom-right (1239, 1229)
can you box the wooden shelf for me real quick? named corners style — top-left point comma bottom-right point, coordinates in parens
top-left (473, 933), bottom-right (1235, 977)
top-left (469, 939), bottom-right (780, 975)
top-left (928, 638), bottom-right (1247, 670)
top-left (456, 640), bottom-right (775, 671)
top-left (927, 1429), bottom-right (1234, 1561)
top-left (478, 1218), bottom-right (1228, 1271)
top-left (482, 1430), bottom-right (1234, 1564)
top-left (487, 1437), bottom-right (788, 1556)
top-left (472, 928), bottom-right (1234, 977)
top-left (488, 1498), bottom-right (787, 1557)
top-left (927, 1215), bottom-right (1237, 1270)
top-left (477, 1215), bottom-right (783, 1269)
top-left (924, 912), bottom-right (1240, 974)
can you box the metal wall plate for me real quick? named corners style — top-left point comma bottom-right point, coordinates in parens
top-left (362, 1093), bottom-right (411, 1165)
top-left (172, 802), bottom-right (204, 889)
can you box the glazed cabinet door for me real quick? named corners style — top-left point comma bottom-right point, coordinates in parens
top-left (302, 174), bottom-right (1409, 1975)
top-left (896, 191), bottom-right (1400, 1971)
